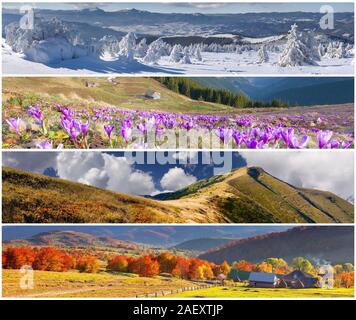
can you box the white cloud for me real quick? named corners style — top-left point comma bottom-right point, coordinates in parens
top-left (3, 152), bottom-right (156, 195)
top-left (56, 152), bottom-right (156, 195)
top-left (172, 151), bottom-right (198, 163)
top-left (160, 167), bottom-right (197, 192)
top-left (241, 151), bottom-right (354, 200)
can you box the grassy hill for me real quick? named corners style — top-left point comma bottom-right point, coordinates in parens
top-left (155, 167), bottom-right (354, 223)
top-left (198, 226), bottom-right (354, 265)
top-left (2, 77), bottom-right (232, 113)
top-left (2, 167), bottom-right (182, 223)
top-left (3, 166), bottom-right (354, 223)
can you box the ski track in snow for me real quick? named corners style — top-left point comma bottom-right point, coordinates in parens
top-left (3, 43), bottom-right (353, 75)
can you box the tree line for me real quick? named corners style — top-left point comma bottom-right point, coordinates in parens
top-left (2, 247), bottom-right (354, 288)
top-left (156, 77), bottom-right (289, 109)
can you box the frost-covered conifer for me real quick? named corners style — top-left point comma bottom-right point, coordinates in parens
top-left (257, 45), bottom-right (269, 63)
top-left (169, 44), bottom-right (183, 62)
top-left (143, 38), bottom-right (166, 64)
top-left (118, 32), bottom-right (136, 60)
top-left (278, 24), bottom-right (317, 67)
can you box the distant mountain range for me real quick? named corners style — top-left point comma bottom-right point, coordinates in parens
top-left (193, 77), bottom-right (354, 106)
top-left (4, 230), bottom-right (139, 250)
top-left (3, 226), bottom-right (289, 246)
top-left (2, 8), bottom-right (353, 40)
top-left (199, 226), bottom-right (354, 265)
top-left (3, 166), bottom-right (354, 224)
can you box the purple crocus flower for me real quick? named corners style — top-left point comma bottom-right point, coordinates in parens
top-left (137, 122), bottom-right (147, 135)
top-left (232, 130), bottom-right (244, 147)
top-left (121, 120), bottom-right (132, 144)
top-left (80, 120), bottom-right (90, 138)
top-left (6, 117), bottom-right (22, 134)
top-left (281, 128), bottom-right (294, 148)
top-left (36, 141), bottom-right (53, 149)
top-left (104, 124), bottom-right (115, 140)
top-left (69, 121), bottom-right (81, 144)
top-left (183, 120), bottom-right (194, 131)
top-left (342, 140), bottom-right (353, 149)
top-left (290, 135), bottom-right (309, 149)
top-left (216, 127), bottom-right (233, 144)
top-left (27, 106), bottom-right (42, 123)
top-left (317, 130), bottom-right (333, 149)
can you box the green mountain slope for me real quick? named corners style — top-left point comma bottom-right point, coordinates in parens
top-left (198, 226), bottom-right (354, 264)
top-left (171, 238), bottom-right (235, 252)
top-left (2, 77), bottom-right (232, 113)
top-left (155, 167), bottom-right (354, 223)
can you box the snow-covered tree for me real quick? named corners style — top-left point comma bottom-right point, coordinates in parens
top-left (5, 16), bottom-right (70, 53)
top-left (118, 32), bottom-right (136, 60)
top-left (302, 30), bottom-right (320, 61)
top-left (169, 44), bottom-right (183, 62)
top-left (318, 43), bottom-right (326, 57)
top-left (278, 24), bottom-right (318, 67)
top-left (257, 45), bottom-right (269, 63)
top-left (193, 46), bottom-right (203, 61)
top-left (324, 42), bottom-right (335, 58)
top-left (97, 35), bottom-right (120, 58)
top-left (335, 42), bottom-right (347, 58)
top-left (180, 47), bottom-right (192, 64)
top-left (324, 41), bottom-right (347, 59)
top-left (135, 38), bottom-right (148, 58)
top-left (143, 38), bottom-right (166, 64)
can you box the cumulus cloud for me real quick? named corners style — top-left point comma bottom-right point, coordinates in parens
top-left (3, 152), bottom-right (156, 195)
top-left (160, 167), bottom-right (197, 192)
top-left (56, 152), bottom-right (156, 195)
top-left (241, 151), bottom-right (354, 200)
top-left (172, 151), bottom-right (198, 163)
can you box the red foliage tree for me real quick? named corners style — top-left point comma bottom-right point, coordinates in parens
top-left (234, 260), bottom-right (254, 272)
top-left (33, 247), bottom-right (74, 272)
top-left (336, 272), bottom-right (354, 288)
top-left (157, 252), bottom-right (177, 274)
top-left (130, 255), bottom-right (160, 277)
top-left (107, 255), bottom-right (129, 272)
top-left (171, 257), bottom-right (190, 279)
top-left (3, 247), bottom-right (36, 269)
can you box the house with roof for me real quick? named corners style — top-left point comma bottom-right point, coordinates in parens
top-left (248, 272), bottom-right (280, 288)
top-left (145, 89), bottom-right (161, 99)
top-left (280, 270), bottom-right (319, 288)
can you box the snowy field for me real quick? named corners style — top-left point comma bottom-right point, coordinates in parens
top-left (3, 40), bottom-right (353, 75)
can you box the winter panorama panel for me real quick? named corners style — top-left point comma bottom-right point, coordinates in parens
top-left (2, 2), bottom-right (354, 74)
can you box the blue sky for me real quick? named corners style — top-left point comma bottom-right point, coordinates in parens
top-left (2, 151), bottom-right (354, 200)
top-left (3, 2), bottom-right (354, 13)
